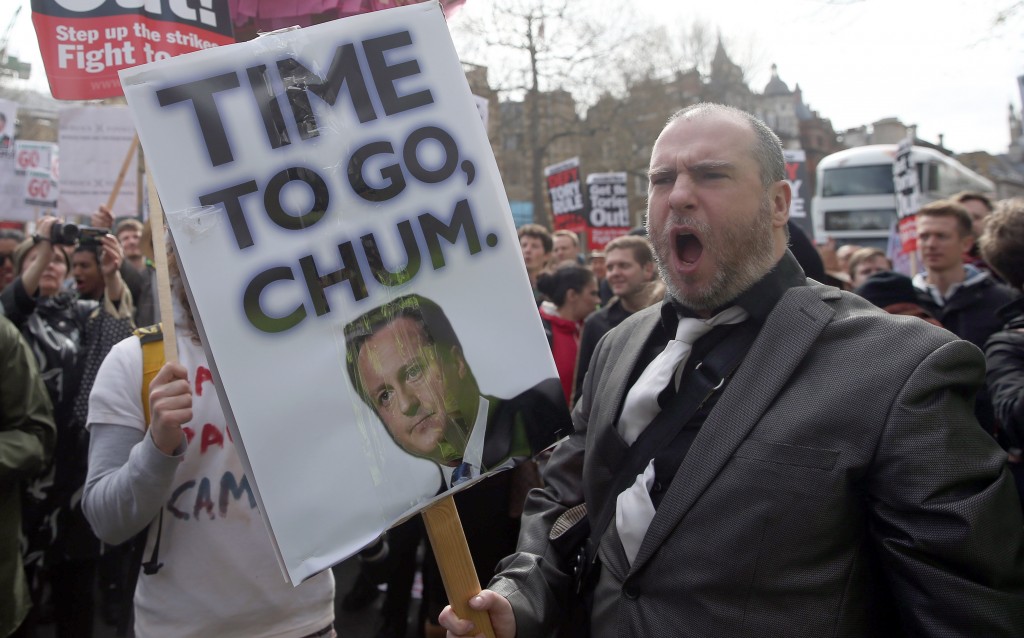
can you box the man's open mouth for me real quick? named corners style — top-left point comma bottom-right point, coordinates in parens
top-left (675, 232), bottom-right (704, 265)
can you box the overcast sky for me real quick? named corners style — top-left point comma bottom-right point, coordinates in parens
top-left (7, 0), bottom-right (1023, 154)
top-left (619, 0), bottom-right (1023, 155)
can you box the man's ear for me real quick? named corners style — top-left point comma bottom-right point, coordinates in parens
top-left (770, 179), bottom-right (792, 229)
top-left (642, 261), bottom-right (655, 281)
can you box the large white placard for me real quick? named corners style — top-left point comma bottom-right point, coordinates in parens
top-left (57, 107), bottom-right (139, 219)
top-left (121, 3), bottom-right (568, 584)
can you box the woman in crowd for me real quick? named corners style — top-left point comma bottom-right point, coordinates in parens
top-left (83, 249), bottom-right (335, 638)
top-left (537, 264), bottom-right (599, 404)
top-left (1, 216), bottom-right (134, 638)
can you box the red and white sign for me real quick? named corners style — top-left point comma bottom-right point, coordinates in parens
top-left (898, 215), bottom-right (917, 255)
top-left (31, 0), bottom-right (235, 100)
top-left (14, 140), bottom-right (58, 178)
top-left (14, 140), bottom-right (60, 210)
top-left (585, 172), bottom-right (629, 251)
top-left (544, 156), bottom-right (586, 234)
top-left (24, 171), bottom-right (59, 209)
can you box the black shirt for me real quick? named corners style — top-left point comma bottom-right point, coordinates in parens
top-left (622, 251), bottom-right (808, 508)
top-left (574, 298), bottom-right (635, 403)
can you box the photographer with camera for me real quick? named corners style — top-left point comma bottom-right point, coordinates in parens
top-left (93, 204), bottom-right (156, 327)
top-left (1, 216), bottom-right (134, 638)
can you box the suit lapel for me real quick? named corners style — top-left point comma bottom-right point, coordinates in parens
top-left (630, 285), bottom-right (839, 573)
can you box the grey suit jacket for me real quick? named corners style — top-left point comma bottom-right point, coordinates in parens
top-left (490, 281), bottom-right (1024, 637)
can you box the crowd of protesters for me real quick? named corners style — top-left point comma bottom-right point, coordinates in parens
top-left (2, 171), bottom-right (1024, 637)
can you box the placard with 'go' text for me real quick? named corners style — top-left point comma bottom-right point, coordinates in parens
top-left (120, 2), bottom-right (570, 584)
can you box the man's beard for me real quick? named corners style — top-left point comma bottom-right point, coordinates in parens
top-left (650, 196), bottom-right (778, 312)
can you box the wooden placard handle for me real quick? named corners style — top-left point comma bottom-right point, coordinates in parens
top-left (106, 135), bottom-right (140, 213)
top-left (421, 495), bottom-right (496, 638)
top-left (146, 173), bottom-right (178, 363)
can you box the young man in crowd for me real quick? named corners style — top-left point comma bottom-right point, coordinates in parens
top-left (846, 247), bottom-right (891, 289)
top-left (573, 235), bottom-right (661, 403)
top-left (114, 218), bottom-right (147, 274)
top-left (70, 244), bottom-right (107, 302)
top-left (552, 230), bottom-right (583, 265)
top-left (518, 224), bottom-right (552, 301)
top-left (912, 199), bottom-right (1016, 350)
top-left (913, 199), bottom-right (1020, 442)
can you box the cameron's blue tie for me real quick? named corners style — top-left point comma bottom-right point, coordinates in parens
top-left (450, 462), bottom-right (475, 487)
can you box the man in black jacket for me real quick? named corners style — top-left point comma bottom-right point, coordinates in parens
top-left (911, 199), bottom-right (1017, 349)
top-left (912, 199), bottom-right (1019, 439)
top-left (440, 102), bottom-right (1024, 638)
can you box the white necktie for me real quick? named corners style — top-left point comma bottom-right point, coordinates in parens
top-left (615, 305), bottom-right (748, 565)
top-left (618, 306), bottom-right (748, 446)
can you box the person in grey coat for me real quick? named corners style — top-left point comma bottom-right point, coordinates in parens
top-left (439, 104), bottom-right (1024, 638)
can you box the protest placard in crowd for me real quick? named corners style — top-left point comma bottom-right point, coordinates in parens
top-left (57, 106), bottom-right (138, 218)
top-left (544, 156), bottom-right (586, 234)
top-left (0, 106), bottom-right (58, 221)
top-left (585, 171), bottom-right (629, 251)
top-left (17, 141), bottom-right (59, 210)
top-left (893, 136), bottom-right (920, 254)
top-left (32, 0), bottom-right (234, 100)
top-left (782, 149), bottom-right (811, 236)
top-left (14, 141), bottom-right (57, 178)
top-left (121, 2), bottom-right (568, 584)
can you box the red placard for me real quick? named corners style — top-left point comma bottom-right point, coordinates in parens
top-left (898, 215), bottom-right (917, 255)
top-left (544, 157), bottom-right (586, 234)
top-left (32, 0), bottom-right (234, 100)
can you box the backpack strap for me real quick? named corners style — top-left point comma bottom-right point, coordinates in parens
top-left (134, 323), bottom-right (165, 429)
top-left (122, 322), bottom-right (168, 616)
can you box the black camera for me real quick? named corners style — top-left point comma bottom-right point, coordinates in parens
top-left (49, 223), bottom-right (109, 246)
